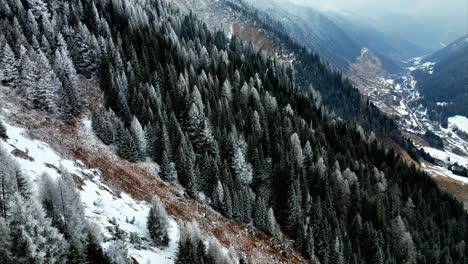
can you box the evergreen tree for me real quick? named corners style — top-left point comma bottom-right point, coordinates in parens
top-left (0, 44), bottom-right (18, 87)
top-left (0, 217), bottom-right (12, 264)
top-left (115, 121), bottom-right (139, 162)
top-left (160, 150), bottom-right (177, 182)
top-left (107, 240), bottom-right (129, 264)
top-left (0, 120), bottom-right (7, 139)
top-left (8, 194), bottom-right (68, 264)
top-left (92, 110), bottom-right (113, 145)
top-left (147, 196), bottom-right (170, 247)
top-left (19, 53), bottom-right (37, 98)
top-left (85, 233), bottom-right (112, 264)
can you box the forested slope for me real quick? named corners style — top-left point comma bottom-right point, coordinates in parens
top-left (0, 0), bottom-right (466, 263)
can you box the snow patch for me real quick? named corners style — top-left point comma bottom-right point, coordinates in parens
top-left (448, 115), bottom-right (468, 134)
top-left (0, 117), bottom-right (180, 263)
top-left (423, 147), bottom-right (468, 167)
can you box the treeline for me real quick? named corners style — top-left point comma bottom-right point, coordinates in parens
top-left (0, 0), bottom-right (466, 263)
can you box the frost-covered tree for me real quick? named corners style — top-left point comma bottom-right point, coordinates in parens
top-left (27, 0), bottom-right (47, 19)
top-left (221, 79), bottom-right (232, 101)
top-left (107, 240), bottom-right (129, 264)
top-left (8, 194), bottom-right (68, 264)
top-left (92, 110), bottom-right (114, 145)
top-left (253, 197), bottom-right (269, 233)
top-left (19, 53), bottom-right (37, 98)
top-left (391, 216), bottom-right (416, 264)
top-left (130, 116), bottom-right (147, 159)
top-left (0, 44), bottom-right (18, 87)
top-left (147, 196), bottom-right (170, 247)
top-left (33, 51), bottom-right (60, 113)
top-left (160, 150), bottom-right (177, 182)
top-left (115, 121), bottom-right (139, 162)
top-left (85, 233), bottom-right (112, 264)
top-left (55, 168), bottom-right (88, 246)
top-left (231, 143), bottom-right (252, 185)
top-left (0, 146), bottom-right (20, 219)
top-left (0, 120), bottom-right (7, 139)
top-left (290, 133), bottom-right (303, 168)
top-left (0, 217), bottom-right (12, 263)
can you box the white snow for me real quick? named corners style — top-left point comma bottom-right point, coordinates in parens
top-left (423, 147), bottom-right (468, 167)
top-left (395, 100), bottom-right (408, 115)
top-left (448, 115), bottom-right (468, 134)
top-left (424, 164), bottom-right (468, 184)
top-left (0, 117), bottom-right (180, 263)
top-left (81, 179), bottom-right (180, 264)
top-left (1, 121), bottom-right (91, 182)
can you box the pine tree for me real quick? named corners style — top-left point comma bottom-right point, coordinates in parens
top-left (67, 242), bottom-right (85, 264)
top-left (253, 197), bottom-right (269, 233)
top-left (55, 168), bottom-right (88, 247)
top-left (147, 196), bottom-right (170, 247)
top-left (27, 0), bottom-right (47, 19)
top-left (19, 53), bottom-right (37, 98)
top-left (160, 150), bottom-right (177, 182)
top-left (0, 44), bottom-right (18, 87)
top-left (130, 116), bottom-right (147, 160)
top-left (8, 194), bottom-right (68, 264)
top-left (85, 233), bottom-right (112, 264)
top-left (0, 217), bottom-right (12, 264)
top-left (231, 145), bottom-right (252, 185)
top-left (107, 240), bottom-right (129, 264)
top-left (92, 110), bottom-right (114, 145)
top-left (34, 51), bottom-right (60, 113)
top-left (0, 120), bottom-right (7, 139)
top-left (115, 121), bottom-right (139, 162)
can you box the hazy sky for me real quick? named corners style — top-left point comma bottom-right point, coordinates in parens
top-left (283, 0), bottom-right (466, 49)
top-left (288, 0), bottom-right (466, 18)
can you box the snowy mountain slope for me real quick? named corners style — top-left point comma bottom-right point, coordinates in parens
top-left (0, 86), bottom-right (307, 263)
top-left (0, 105), bottom-right (180, 263)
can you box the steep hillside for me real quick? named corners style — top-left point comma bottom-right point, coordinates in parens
top-left (411, 35), bottom-right (468, 121)
top-left (0, 85), bottom-right (306, 263)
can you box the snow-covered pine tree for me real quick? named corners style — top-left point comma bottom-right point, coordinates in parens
top-left (130, 116), bottom-right (147, 160)
top-left (25, 10), bottom-right (39, 38)
top-left (85, 233), bottom-right (112, 264)
top-left (0, 217), bottom-right (12, 263)
top-left (115, 120), bottom-right (139, 162)
top-left (34, 51), bottom-right (60, 113)
top-left (92, 110), bottom-right (114, 145)
top-left (27, 0), bottom-right (47, 19)
top-left (0, 120), bottom-right (7, 139)
top-left (253, 196), bottom-right (269, 233)
top-left (147, 196), bottom-right (170, 247)
top-left (160, 150), bottom-right (177, 182)
top-left (231, 144), bottom-right (252, 185)
top-left (176, 134), bottom-right (197, 196)
top-left (8, 193), bottom-right (68, 264)
top-left (19, 52), bottom-right (37, 98)
top-left (107, 240), bottom-right (129, 264)
top-left (55, 167), bottom-right (88, 247)
top-left (0, 43), bottom-right (18, 87)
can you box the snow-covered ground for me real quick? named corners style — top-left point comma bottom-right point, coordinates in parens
top-left (448, 115), bottom-right (468, 134)
top-left (0, 114), bottom-right (180, 263)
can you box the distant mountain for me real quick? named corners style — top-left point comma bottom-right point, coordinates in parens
top-left (243, 0), bottom-right (426, 74)
top-left (325, 11), bottom-right (429, 64)
top-left (412, 35), bottom-right (468, 122)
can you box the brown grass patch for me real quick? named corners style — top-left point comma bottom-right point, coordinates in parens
top-left (11, 148), bottom-right (34, 161)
